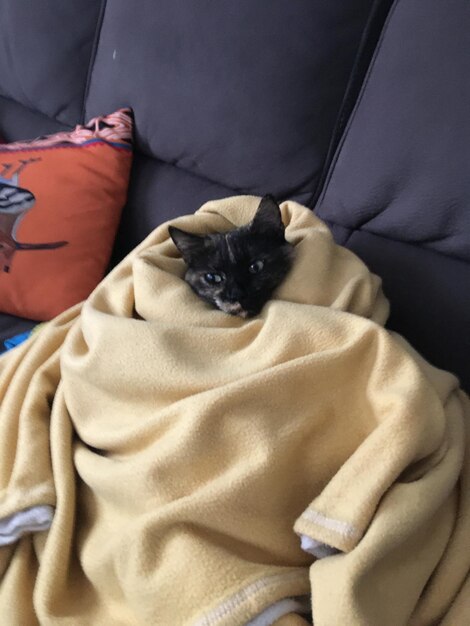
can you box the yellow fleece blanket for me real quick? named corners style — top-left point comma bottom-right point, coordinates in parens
top-left (0, 196), bottom-right (468, 626)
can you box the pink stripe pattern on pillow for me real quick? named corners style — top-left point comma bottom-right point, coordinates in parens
top-left (0, 109), bottom-right (133, 152)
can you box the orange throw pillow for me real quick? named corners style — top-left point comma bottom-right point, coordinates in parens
top-left (0, 109), bottom-right (133, 320)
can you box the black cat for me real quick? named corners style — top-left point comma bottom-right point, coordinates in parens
top-left (169, 195), bottom-right (294, 318)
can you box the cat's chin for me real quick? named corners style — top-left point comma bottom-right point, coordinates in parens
top-left (229, 309), bottom-right (251, 319)
top-left (214, 300), bottom-right (252, 319)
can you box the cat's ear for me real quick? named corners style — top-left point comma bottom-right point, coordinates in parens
top-left (169, 226), bottom-right (206, 263)
top-left (250, 195), bottom-right (284, 237)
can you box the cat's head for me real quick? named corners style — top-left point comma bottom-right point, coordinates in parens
top-left (169, 195), bottom-right (294, 318)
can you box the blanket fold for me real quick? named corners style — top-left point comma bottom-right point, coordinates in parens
top-left (0, 196), bottom-right (468, 625)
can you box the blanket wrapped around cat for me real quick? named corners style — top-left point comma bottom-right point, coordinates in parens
top-left (0, 196), bottom-right (469, 626)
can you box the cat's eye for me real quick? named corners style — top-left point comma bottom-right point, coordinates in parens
top-left (249, 260), bottom-right (264, 274)
top-left (204, 272), bottom-right (223, 284)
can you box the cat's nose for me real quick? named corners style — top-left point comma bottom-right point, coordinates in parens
top-left (226, 287), bottom-right (244, 303)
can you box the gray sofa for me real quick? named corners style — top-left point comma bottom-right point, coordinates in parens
top-left (0, 0), bottom-right (468, 390)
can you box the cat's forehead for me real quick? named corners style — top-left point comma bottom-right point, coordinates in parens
top-left (207, 229), bottom-right (262, 264)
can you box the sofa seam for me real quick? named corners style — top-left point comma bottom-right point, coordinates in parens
top-left (309, 0), bottom-right (395, 209)
top-left (0, 93), bottom-right (73, 132)
top-left (80, 0), bottom-right (108, 124)
top-left (314, 0), bottom-right (400, 210)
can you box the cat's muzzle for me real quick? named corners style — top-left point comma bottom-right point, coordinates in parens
top-left (218, 301), bottom-right (249, 318)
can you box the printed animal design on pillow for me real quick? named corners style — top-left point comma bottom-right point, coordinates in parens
top-left (0, 159), bottom-right (67, 272)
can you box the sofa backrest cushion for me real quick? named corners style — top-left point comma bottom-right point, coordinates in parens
top-left (0, 0), bottom-right (102, 126)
